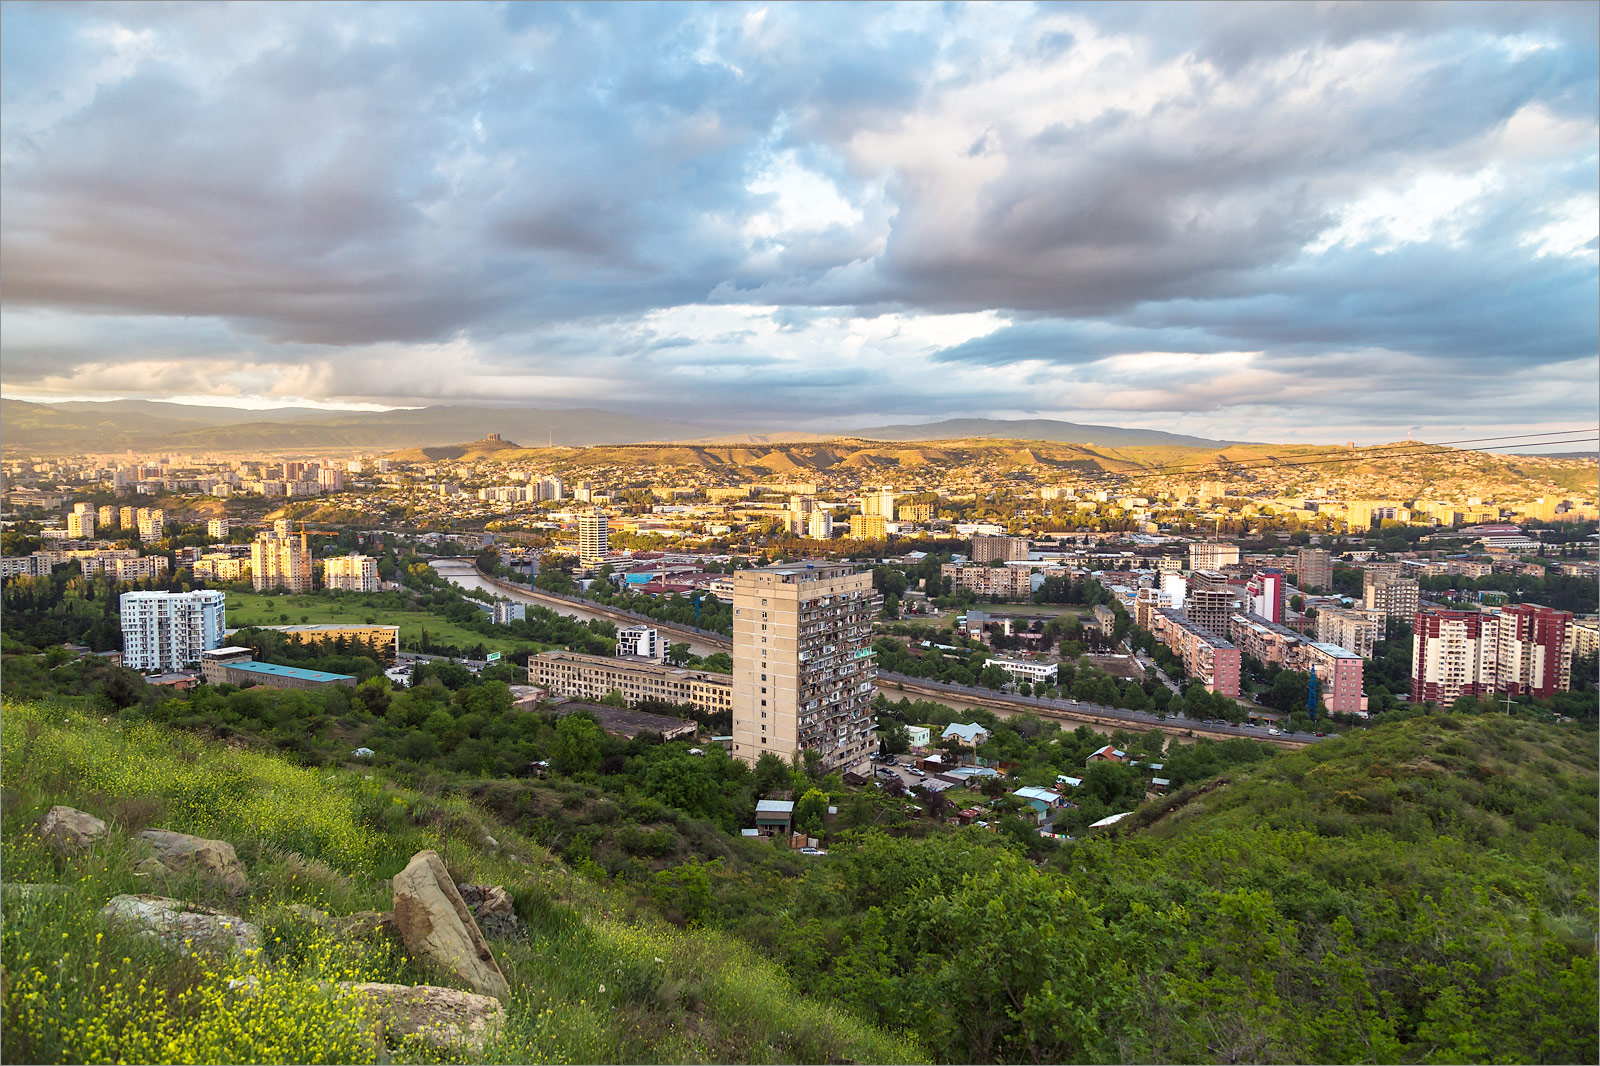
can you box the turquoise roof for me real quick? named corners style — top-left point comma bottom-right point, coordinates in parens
top-left (225, 661), bottom-right (354, 684)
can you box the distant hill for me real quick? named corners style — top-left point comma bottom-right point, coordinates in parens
top-left (386, 436), bottom-right (524, 462)
top-left (472, 437), bottom-right (1170, 477)
top-left (0, 399), bottom-right (704, 453)
top-left (842, 418), bottom-right (1244, 448)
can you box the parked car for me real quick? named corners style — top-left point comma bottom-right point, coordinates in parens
top-left (799, 847), bottom-right (826, 855)
top-left (875, 767), bottom-right (898, 778)
top-left (908, 766), bottom-right (927, 777)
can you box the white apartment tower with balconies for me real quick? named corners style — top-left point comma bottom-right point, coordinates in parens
top-left (119, 590), bottom-right (227, 672)
top-left (578, 508), bottom-right (609, 566)
top-left (731, 562), bottom-right (877, 776)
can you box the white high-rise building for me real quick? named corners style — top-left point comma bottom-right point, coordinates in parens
top-left (616, 625), bottom-right (661, 660)
top-left (324, 553), bottom-right (380, 592)
top-left (120, 590), bottom-right (227, 672)
top-left (66, 512), bottom-right (96, 538)
top-left (807, 510), bottom-right (834, 540)
top-left (731, 562), bottom-right (877, 775)
top-left (578, 509), bottom-right (609, 566)
top-left (207, 518), bottom-right (230, 539)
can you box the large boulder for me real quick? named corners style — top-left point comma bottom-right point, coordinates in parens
top-left (138, 829), bottom-right (248, 895)
top-left (457, 883), bottom-right (519, 940)
top-left (99, 894), bottom-right (260, 955)
top-left (391, 851), bottom-right (509, 1001)
top-left (38, 806), bottom-right (107, 853)
top-left (345, 982), bottom-right (505, 1055)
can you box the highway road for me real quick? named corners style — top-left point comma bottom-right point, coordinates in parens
top-left (430, 558), bottom-right (730, 657)
top-left (876, 672), bottom-right (1321, 748)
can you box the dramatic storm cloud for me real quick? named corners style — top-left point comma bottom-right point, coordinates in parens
top-left (2, 1), bottom-right (1595, 441)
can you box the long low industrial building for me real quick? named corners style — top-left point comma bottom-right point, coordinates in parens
top-left (529, 650), bottom-right (732, 715)
top-left (202, 651), bottom-right (357, 691)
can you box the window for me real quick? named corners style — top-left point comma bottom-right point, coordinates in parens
top-left (761, 686), bottom-right (767, 693)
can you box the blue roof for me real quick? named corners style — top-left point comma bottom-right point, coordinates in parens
top-left (225, 661), bottom-right (355, 684)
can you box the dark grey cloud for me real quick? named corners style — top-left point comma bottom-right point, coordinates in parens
top-left (0, 1), bottom-right (1595, 440)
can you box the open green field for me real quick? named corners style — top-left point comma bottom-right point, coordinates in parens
top-left (222, 591), bottom-right (534, 655)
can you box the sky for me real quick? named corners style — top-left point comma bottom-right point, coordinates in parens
top-left (1, 1), bottom-right (1596, 445)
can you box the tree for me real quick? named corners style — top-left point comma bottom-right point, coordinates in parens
top-left (552, 712), bottom-right (603, 775)
top-left (753, 751), bottom-right (792, 797)
top-left (794, 787), bottom-right (830, 835)
top-left (599, 688), bottom-right (628, 709)
top-left (878, 719), bottom-right (911, 756)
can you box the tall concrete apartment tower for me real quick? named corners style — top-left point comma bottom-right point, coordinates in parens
top-left (1185, 569), bottom-right (1234, 638)
top-left (1297, 548), bottom-right (1334, 592)
top-left (251, 531), bottom-right (314, 592)
top-left (578, 509), bottom-right (609, 566)
top-left (731, 563), bottom-right (878, 775)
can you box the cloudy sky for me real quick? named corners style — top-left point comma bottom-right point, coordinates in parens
top-left (2, 1), bottom-right (1596, 443)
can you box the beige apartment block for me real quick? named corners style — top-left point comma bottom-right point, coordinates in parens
top-left (324, 553), bottom-right (380, 592)
top-left (1189, 542), bottom-right (1241, 571)
top-left (1364, 576), bottom-right (1419, 620)
top-left (731, 563), bottom-right (877, 776)
top-left (1316, 606), bottom-right (1380, 658)
top-left (972, 534), bottom-right (1029, 563)
top-left (529, 650), bottom-right (732, 715)
top-left (251, 532), bottom-right (314, 592)
top-left (1297, 548), bottom-right (1334, 592)
top-left (848, 514), bottom-right (888, 540)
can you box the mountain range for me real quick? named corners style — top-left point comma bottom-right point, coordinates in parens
top-left (0, 398), bottom-right (1243, 453)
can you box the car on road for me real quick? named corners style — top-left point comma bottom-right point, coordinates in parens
top-left (1314, 731), bottom-right (1325, 737)
top-left (1268, 728), bottom-right (1281, 735)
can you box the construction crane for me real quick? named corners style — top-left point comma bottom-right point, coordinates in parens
top-left (298, 520), bottom-right (341, 553)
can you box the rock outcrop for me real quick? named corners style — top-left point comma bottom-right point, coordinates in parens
top-left (457, 883), bottom-right (519, 940)
top-left (391, 850), bottom-right (509, 1001)
top-left (346, 982), bottom-right (506, 1055)
top-left (99, 894), bottom-right (261, 955)
top-left (38, 806), bottom-right (107, 853)
top-left (138, 829), bottom-right (248, 895)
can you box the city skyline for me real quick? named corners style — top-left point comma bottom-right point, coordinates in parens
top-left (2, 2), bottom-right (1596, 445)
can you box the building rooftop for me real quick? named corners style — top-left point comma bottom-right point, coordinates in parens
top-left (222, 660), bottom-right (356, 684)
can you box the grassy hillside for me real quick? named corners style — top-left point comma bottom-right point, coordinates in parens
top-left (0, 699), bottom-right (924, 1065)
